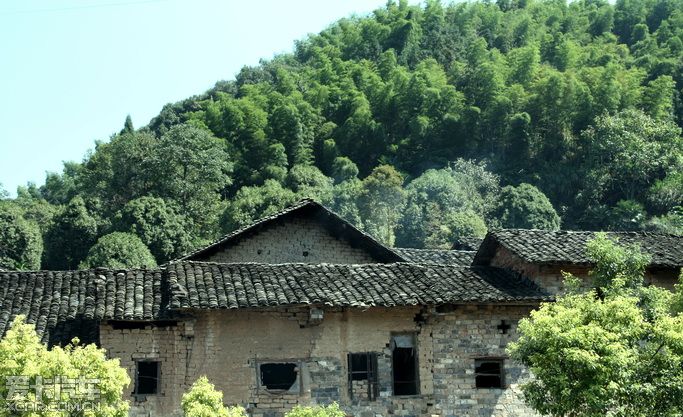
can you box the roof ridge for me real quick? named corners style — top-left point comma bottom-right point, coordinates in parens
top-left (493, 228), bottom-right (683, 237)
top-left (172, 260), bottom-right (475, 269)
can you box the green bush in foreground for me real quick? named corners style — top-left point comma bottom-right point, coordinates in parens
top-left (508, 233), bottom-right (683, 417)
top-left (182, 376), bottom-right (247, 417)
top-left (0, 315), bottom-right (130, 417)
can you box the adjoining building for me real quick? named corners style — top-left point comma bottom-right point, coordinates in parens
top-left (0, 199), bottom-right (680, 417)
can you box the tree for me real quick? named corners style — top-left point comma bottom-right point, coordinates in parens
top-left (181, 376), bottom-right (247, 417)
top-left (608, 199), bottom-right (647, 231)
top-left (358, 165), bottom-right (405, 246)
top-left (397, 169), bottom-right (472, 248)
top-left (579, 109), bottom-right (683, 206)
top-left (152, 124), bottom-right (233, 237)
top-left (0, 315), bottom-right (130, 416)
top-left (396, 161), bottom-right (500, 248)
top-left (115, 197), bottom-right (193, 263)
top-left (330, 179), bottom-right (363, 227)
top-left (80, 232), bottom-right (157, 269)
top-left (492, 183), bottom-right (561, 230)
top-left (331, 157), bottom-right (359, 184)
top-left (220, 180), bottom-right (297, 233)
top-left (79, 130), bottom-right (158, 215)
top-left (508, 234), bottom-right (683, 416)
top-left (0, 203), bottom-right (43, 270)
top-left (285, 165), bottom-right (334, 203)
top-left (44, 196), bottom-right (98, 270)
top-left (121, 115), bottom-right (134, 135)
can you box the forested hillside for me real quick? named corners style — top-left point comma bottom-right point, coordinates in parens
top-left (2, 0), bottom-right (683, 270)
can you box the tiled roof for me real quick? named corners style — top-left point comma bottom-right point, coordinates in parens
top-left (474, 229), bottom-right (683, 268)
top-left (0, 268), bottom-right (164, 345)
top-left (167, 261), bottom-right (550, 310)
top-left (452, 237), bottom-right (484, 251)
top-left (0, 259), bottom-right (550, 344)
top-left (179, 199), bottom-right (404, 263)
top-left (392, 248), bottom-right (474, 266)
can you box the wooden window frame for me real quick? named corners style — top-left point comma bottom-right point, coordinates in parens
top-left (347, 352), bottom-right (379, 401)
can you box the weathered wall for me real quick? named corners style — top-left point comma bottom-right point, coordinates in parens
top-left (100, 322), bottom-right (193, 417)
top-left (430, 305), bottom-right (538, 417)
top-left (102, 304), bottom-right (539, 417)
top-left (204, 218), bottom-right (376, 264)
top-left (489, 246), bottom-right (680, 294)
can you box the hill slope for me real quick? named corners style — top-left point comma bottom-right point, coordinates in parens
top-left (2, 0), bottom-right (683, 270)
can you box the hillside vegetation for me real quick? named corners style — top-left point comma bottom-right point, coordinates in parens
top-left (2, 0), bottom-right (683, 270)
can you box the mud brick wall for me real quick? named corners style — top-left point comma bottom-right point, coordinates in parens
top-left (204, 218), bottom-right (376, 264)
top-left (100, 305), bottom-right (541, 417)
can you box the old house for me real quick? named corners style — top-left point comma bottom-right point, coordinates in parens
top-left (0, 199), bottom-right (681, 417)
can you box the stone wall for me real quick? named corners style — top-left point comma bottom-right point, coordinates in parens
top-left (101, 304), bottom-right (539, 417)
top-left (430, 305), bottom-right (538, 417)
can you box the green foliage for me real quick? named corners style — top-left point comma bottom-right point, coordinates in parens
top-left (508, 235), bottom-right (683, 417)
top-left (0, 203), bottom-right (43, 270)
top-left (330, 157), bottom-right (359, 184)
top-left (397, 160), bottom-right (499, 248)
top-left (152, 124), bottom-right (233, 236)
top-left (115, 197), bottom-right (193, 263)
top-left (285, 165), bottom-right (333, 203)
top-left (578, 109), bottom-right (683, 225)
top-left (492, 183), bottom-right (561, 230)
top-left (586, 232), bottom-right (650, 290)
top-left (80, 232), bottom-right (157, 269)
top-left (44, 196), bottom-right (98, 270)
top-left (0, 315), bottom-right (130, 416)
top-left (220, 180), bottom-right (297, 233)
top-left (284, 403), bottom-right (345, 417)
top-left (181, 376), bottom-right (247, 417)
top-left (358, 165), bottom-right (405, 245)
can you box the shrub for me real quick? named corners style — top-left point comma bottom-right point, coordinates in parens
top-left (182, 376), bottom-right (247, 417)
top-left (0, 315), bottom-right (130, 416)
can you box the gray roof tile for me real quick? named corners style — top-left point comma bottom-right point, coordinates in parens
top-left (167, 261), bottom-right (550, 310)
top-left (393, 248), bottom-right (474, 266)
top-left (0, 268), bottom-right (162, 345)
top-left (474, 229), bottom-right (683, 268)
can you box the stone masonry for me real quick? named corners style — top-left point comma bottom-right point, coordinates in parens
top-left (102, 304), bottom-right (538, 417)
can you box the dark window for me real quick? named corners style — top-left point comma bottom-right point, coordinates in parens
top-left (135, 361), bottom-right (159, 395)
top-left (475, 359), bottom-right (504, 388)
top-left (347, 353), bottom-right (378, 400)
top-left (260, 363), bottom-right (298, 391)
top-left (391, 334), bottom-right (419, 395)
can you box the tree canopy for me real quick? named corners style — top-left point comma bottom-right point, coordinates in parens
top-left (80, 232), bottom-right (157, 270)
